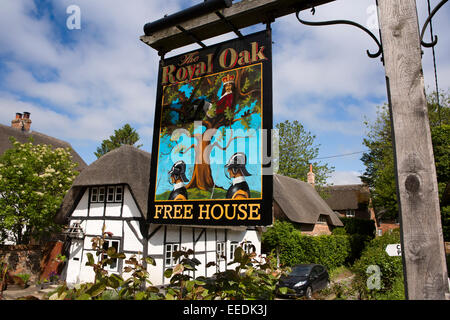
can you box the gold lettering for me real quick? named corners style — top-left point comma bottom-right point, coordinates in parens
top-left (176, 67), bottom-right (188, 82)
top-left (184, 204), bottom-right (194, 219)
top-left (206, 53), bottom-right (214, 73)
top-left (224, 204), bottom-right (236, 220)
top-left (248, 204), bottom-right (261, 220)
top-left (198, 204), bottom-right (210, 220)
top-left (210, 204), bottom-right (224, 220)
top-left (251, 42), bottom-right (267, 62)
top-left (219, 48), bottom-right (238, 69)
top-left (238, 50), bottom-right (251, 66)
top-left (195, 62), bottom-right (206, 77)
top-left (163, 205), bottom-right (173, 219)
top-left (154, 205), bottom-right (164, 219)
top-left (162, 65), bottom-right (176, 84)
top-left (173, 205), bottom-right (183, 219)
top-left (237, 204), bottom-right (248, 220)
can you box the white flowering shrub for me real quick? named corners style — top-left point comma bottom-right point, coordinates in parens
top-left (0, 137), bottom-right (79, 244)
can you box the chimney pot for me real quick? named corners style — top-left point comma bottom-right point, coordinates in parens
top-left (23, 112), bottom-right (30, 119)
top-left (16, 113), bottom-right (23, 119)
top-left (307, 164), bottom-right (315, 187)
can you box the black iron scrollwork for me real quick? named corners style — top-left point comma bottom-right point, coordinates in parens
top-left (420, 0), bottom-right (448, 48)
top-left (295, 8), bottom-right (383, 60)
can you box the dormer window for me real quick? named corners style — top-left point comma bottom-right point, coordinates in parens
top-left (90, 185), bottom-right (123, 203)
top-left (318, 215), bottom-right (328, 224)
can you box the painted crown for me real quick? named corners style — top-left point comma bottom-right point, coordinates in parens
top-left (222, 74), bottom-right (235, 84)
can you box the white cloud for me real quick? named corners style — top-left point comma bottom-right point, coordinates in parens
top-left (327, 171), bottom-right (362, 185)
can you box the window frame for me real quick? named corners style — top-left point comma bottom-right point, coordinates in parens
top-left (345, 209), bottom-right (355, 218)
top-left (243, 241), bottom-right (255, 254)
top-left (229, 241), bottom-right (239, 260)
top-left (216, 242), bottom-right (226, 262)
top-left (101, 239), bottom-right (121, 272)
top-left (115, 185), bottom-right (123, 202)
top-left (165, 243), bottom-right (180, 267)
top-left (317, 215), bottom-right (328, 224)
top-left (98, 187), bottom-right (105, 203)
top-left (107, 186), bottom-right (115, 203)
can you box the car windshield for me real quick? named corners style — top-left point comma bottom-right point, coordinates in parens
top-left (289, 265), bottom-right (312, 277)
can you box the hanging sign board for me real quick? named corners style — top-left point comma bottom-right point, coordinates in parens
top-left (148, 30), bottom-right (273, 226)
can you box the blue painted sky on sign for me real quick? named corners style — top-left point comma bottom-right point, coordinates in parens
top-left (0, 0), bottom-right (448, 185)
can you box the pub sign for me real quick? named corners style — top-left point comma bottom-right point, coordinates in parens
top-left (148, 30), bottom-right (273, 226)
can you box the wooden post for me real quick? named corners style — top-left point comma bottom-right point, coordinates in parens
top-left (377, 0), bottom-right (449, 299)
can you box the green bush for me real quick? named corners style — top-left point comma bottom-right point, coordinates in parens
top-left (352, 229), bottom-right (404, 299)
top-left (262, 221), bottom-right (352, 270)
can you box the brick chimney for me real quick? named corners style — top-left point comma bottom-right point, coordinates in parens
top-left (11, 112), bottom-right (32, 132)
top-left (307, 164), bottom-right (315, 187)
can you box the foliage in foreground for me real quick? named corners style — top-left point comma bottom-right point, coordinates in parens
top-left (47, 227), bottom-right (289, 300)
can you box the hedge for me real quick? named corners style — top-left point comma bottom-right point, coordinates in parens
top-left (262, 221), bottom-right (352, 270)
top-left (338, 217), bottom-right (376, 237)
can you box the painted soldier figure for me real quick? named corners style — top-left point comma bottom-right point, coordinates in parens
top-left (225, 152), bottom-right (251, 200)
top-left (168, 160), bottom-right (189, 201)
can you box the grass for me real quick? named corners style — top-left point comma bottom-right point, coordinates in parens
top-left (156, 187), bottom-right (262, 200)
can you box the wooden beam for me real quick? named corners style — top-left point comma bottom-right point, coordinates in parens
top-left (377, 0), bottom-right (449, 300)
top-left (140, 0), bottom-right (335, 53)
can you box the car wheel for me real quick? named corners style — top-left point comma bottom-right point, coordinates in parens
top-left (305, 286), bottom-right (312, 299)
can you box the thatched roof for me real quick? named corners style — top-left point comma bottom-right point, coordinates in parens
top-left (273, 174), bottom-right (343, 227)
top-left (323, 184), bottom-right (370, 211)
top-left (55, 145), bottom-right (151, 224)
top-left (0, 124), bottom-right (87, 171)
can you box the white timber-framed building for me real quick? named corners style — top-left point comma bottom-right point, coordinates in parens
top-left (56, 145), bottom-right (261, 286)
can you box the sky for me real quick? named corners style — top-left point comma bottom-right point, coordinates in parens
top-left (0, 0), bottom-right (449, 185)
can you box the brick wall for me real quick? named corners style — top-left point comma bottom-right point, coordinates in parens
top-left (0, 241), bottom-right (64, 283)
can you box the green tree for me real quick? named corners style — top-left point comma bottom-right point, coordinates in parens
top-left (275, 120), bottom-right (334, 187)
top-left (360, 90), bottom-right (450, 239)
top-left (95, 124), bottom-right (142, 158)
top-left (0, 138), bottom-right (79, 244)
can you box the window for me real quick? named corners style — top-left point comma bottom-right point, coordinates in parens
top-left (91, 186), bottom-right (123, 203)
top-left (90, 188), bottom-right (98, 202)
top-left (318, 215), bottom-right (328, 224)
top-left (107, 186), bottom-right (115, 202)
top-left (98, 187), bottom-right (105, 202)
top-left (101, 239), bottom-right (120, 271)
top-left (243, 241), bottom-right (255, 254)
top-left (165, 243), bottom-right (180, 267)
top-left (217, 242), bottom-right (226, 261)
top-left (230, 242), bottom-right (238, 260)
top-left (115, 186), bottom-right (123, 202)
top-left (345, 210), bottom-right (355, 218)
top-left (65, 221), bottom-right (84, 239)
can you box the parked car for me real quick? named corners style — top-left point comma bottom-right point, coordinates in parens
top-left (277, 264), bottom-right (330, 299)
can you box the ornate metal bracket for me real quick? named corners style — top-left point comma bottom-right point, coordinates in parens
top-left (295, 8), bottom-right (383, 60)
top-left (420, 0), bottom-right (448, 48)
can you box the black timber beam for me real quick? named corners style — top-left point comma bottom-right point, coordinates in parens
top-left (140, 0), bottom-right (336, 53)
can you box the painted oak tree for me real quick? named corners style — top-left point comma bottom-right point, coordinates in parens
top-left (160, 65), bottom-right (262, 191)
